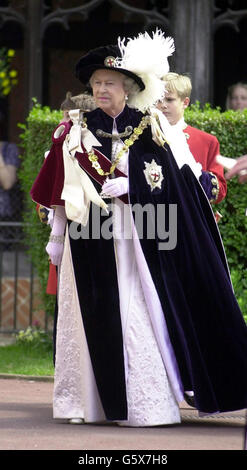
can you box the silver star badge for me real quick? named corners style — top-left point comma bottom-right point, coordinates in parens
top-left (143, 159), bottom-right (164, 191)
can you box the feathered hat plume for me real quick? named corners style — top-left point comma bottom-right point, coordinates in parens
top-left (116, 29), bottom-right (175, 112)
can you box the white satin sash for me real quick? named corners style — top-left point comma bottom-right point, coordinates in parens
top-left (61, 109), bottom-right (108, 225)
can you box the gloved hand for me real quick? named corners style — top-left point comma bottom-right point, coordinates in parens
top-left (46, 206), bottom-right (67, 266)
top-left (101, 177), bottom-right (128, 198)
top-left (46, 240), bottom-right (64, 266)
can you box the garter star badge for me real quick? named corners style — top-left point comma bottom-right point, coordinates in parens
top-left (144, 159), bottom-right (164, 191)
top-left (104, 56), bottom-right (116, 67)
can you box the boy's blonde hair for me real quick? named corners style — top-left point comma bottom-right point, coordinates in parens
top-left (162, 73), bottom-right (192, 100)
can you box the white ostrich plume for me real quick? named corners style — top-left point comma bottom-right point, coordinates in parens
top-left (116, 29), bottom-right (175, 112)
top-left (117, 29), bottom-right (175, 79)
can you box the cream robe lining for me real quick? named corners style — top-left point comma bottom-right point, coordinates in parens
top-left (53, 226), bottom-right (105, 422)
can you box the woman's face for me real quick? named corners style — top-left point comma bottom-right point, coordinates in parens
top-left (90, 69), bottom-right (126, 117)
top-left (229, 86), bottom-right (247, 111)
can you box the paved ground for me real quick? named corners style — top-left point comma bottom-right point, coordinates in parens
top-left (0, 376), bottom-right (246, 454)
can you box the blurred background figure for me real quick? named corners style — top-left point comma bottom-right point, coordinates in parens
top-left (60, 91), bottom-right (96, 122)
top-left (59, 91), bottom-right (75, 122)
top-left (225, 155), bottom-right (247, 184)
top-left (226, 82), bottom-right (247, 111)
top-left (0, 111), bottom-right (20, 220)
top-left (0, 111), bottom-right (20, 251)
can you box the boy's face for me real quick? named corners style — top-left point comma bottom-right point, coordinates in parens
top-left (157, 90), bottom-right (190, 125)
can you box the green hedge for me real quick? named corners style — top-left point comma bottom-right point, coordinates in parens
top-left (185, 103), bottom-right (247, 322)
top-left (18, 103), bottom-right (62, 317)
top-left (18, 102), bottom-right (247, 321)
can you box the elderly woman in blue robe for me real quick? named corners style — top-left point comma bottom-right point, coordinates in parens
top-left (31, 30), bottom-right (247, 426)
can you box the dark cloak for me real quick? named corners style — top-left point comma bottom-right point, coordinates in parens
top-left (31, 106), bottom-right (247, 418)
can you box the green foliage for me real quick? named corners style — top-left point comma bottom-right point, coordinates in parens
top-left (0, 340), bottom-right (54, 376)
top-left (0, 48), bottom-right (18, 96)
top-left (18, 101), bottom-right (247, 322)
top-left (230, 269), bottom-right (247, 323)
top-left (18, 101), bottom-right (62, 317)
top-left (185, 103), bottom-right (247, 322)
top-left (15, 324), bottom-right (53, 352)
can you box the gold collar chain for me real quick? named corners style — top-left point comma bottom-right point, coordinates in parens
top-left (86, 115), bottom-right (151, 176)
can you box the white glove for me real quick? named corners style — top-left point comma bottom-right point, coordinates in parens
top-left (46, 206), bottom-right (67, 266)
top-left (101, 177), bottom-right (128, 198)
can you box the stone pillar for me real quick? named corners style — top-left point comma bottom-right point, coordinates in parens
top-left (169, 0), bottom-right (214, 105)
top-left (24, 0), bottom-right (44, 110)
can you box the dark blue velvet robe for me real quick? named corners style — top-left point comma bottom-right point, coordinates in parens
top-left (31, 106), bottom-right (247, 419)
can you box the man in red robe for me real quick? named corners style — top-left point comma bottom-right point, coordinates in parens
top-left (157, 72), bottom-right (227, 205)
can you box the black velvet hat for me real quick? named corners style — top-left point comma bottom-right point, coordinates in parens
top-left (75, 45), bottom-right (145, 91)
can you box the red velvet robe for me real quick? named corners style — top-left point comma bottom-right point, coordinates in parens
top-left (183, 125), bottom-right (227, 204)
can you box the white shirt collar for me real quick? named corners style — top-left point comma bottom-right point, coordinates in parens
top-left (172, 117), bottom-right (187, 131)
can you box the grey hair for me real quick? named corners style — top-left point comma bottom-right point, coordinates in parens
top-left (122, 76), bottom-right (141, 107)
